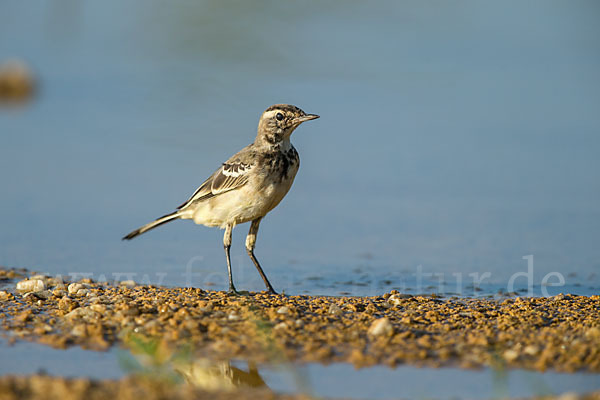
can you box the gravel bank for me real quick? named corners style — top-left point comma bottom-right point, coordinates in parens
top-left (1, 268), bottom-right (599, 372)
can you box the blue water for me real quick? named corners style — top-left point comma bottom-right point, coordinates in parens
top-left (1, 1), bottom-right (599, 295)
top-left (1, 341), bottom-right (599, 399)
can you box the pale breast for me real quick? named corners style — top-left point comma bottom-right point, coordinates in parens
top-left (190, 145), bottom-right (300, 228)
top-left (255, 145), bottom-right (300, 212)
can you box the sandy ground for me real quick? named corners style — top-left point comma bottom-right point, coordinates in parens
top-left (1, 268), bottom-right (599, 371)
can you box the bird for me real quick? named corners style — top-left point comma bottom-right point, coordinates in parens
top-left (122, 104), bottom-right (319, 295)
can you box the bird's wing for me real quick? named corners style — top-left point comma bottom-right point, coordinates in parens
top-left (177, 161), bottom-right (253, 209)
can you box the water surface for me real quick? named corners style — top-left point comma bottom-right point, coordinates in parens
top-left (1, 341), bottom-right (598, 399)
top-left (1, 1), bottom-right (599, 295)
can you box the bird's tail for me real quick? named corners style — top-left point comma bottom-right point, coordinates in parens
top-left (122, 211), bottom-right (181, 240)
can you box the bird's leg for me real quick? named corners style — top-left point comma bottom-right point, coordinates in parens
top-left (246, 218), bottom-right (277, 294)
top-left (223, 224), bottom-right (238, 294)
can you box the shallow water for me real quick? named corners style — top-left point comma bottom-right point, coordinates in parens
top-left (1, 341), bottom-right (599, 399)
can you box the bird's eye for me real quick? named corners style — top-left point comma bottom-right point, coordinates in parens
top-left (276, 113), bottom-right (284, 121)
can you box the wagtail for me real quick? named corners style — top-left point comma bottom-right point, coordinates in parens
top-left (123, 104), bottom-right (319, 294)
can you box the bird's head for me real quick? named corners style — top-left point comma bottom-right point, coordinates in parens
top-left (256, 104), bottom-right (319, 145)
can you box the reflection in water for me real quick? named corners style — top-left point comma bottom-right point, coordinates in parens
top-left (117, 334), bottom-right (600, 399)
top-left (121, 334), bottom-right (274, 394)
top-left (175, 359), bottom-right (267, 392)
top-left (1, 338), bottom-right (598, 399)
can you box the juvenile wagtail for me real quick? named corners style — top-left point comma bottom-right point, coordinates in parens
top-left (123, 104), bottom-right (319, 294)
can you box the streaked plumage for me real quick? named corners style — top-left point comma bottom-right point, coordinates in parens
top-left (123, 104), bottom-right (319, 294)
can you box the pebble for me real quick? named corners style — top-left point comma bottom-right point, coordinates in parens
top-left (65, 307), bottom-right (99, 320)
top-left (70, 324), bottom-right (87, 337)
top-left (523, 345), bottom-right (539, 356)
top-left (120, 280), bottom-right (136, 288)
top-left (585, 327), bottom-right (600, 339)
top-left (387, 293), bottom-right (412, 305)
top-left (0, 290), bottom-right (12, 301)
top-left (276, 306), bottom-right (290, 315)
top-left (328, 304), bottom-right (342, 315)
top-left (503, 349), bottom-right (519, 362)
top-left (16, 279), bottom-right (46, 293)
top-left (273, 322), bottom-right (288, 331)
top-left (227, 313), bottom-right (240, 321)
top-left (67, 283), bottom-right (84, 295)
top-left (368, 317), bottom-right (394, 337)
top-left (90, 304), bottom-right (107, 313)
top-left (58, 297), bottom-right (79, 312)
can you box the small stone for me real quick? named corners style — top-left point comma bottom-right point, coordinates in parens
top-left (15, 310), bottom-right (32, 323)
top-left (0, 290), bottom-right (13, 301)
top-left (16, 279), bottom-right (46, 293)
top-left (23, 292), bottom-right (40, 302)
top-left (328, 304), bottom-right (342, 315)
top-left (71, 324), bottom-right (87, 337)
top-left (277, 306), bottom-right (290, 315)
top-left (585, 327), bottom-right (600, 339)
top-left (34, 290), bottom-right (52, 300)
top-left (387, 294), bottom-right (402, 306)
top-left (144, 320), bottom-right (159, 330)
top-left (387, 293), bottom-right (412, 305)
top-left (120, 280), bottom-right (136, 288)
top-left (34, 324), bottom-right (53, 335)
top-left (228, 312), bottom-right (240, 321)
top-left (46, 277), bottom-right (65, 289)
top-left (58, 297), bottom-right (79, 312)
top-left (368, 317), bottom-right (394, 337)
top-left (503, 349), bottom-right (519, 362)
top-left (76, 288), bottom-right (90, 297)
top-left (117, 306), bottom-right (140, 318)
top-left (274, 322), bottom-right (287, 331)
top-left (68, 283), bottom-right (84, 295)
top-left (523, 345), bottom-right (539, 356)
top-left (294, 319), bottom-right (304, 328)
top-left (90, 304), bottom-right (106, 313)
top-left (65, 307), bottom-right (98, 320)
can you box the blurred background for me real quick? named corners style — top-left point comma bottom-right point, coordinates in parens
top-left (1, 0), bottom-right (599, 295)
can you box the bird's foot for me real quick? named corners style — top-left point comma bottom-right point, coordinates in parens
top-left (227, 287), bottom-right (250, 296)
top-left (227, 285), bottom-right (240, 295)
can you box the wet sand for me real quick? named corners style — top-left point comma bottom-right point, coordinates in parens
top-left (1, 268), bottom-right (599, 374)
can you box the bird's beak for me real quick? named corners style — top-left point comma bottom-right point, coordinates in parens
top-left (294, 114), bottom-right (320, 124)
